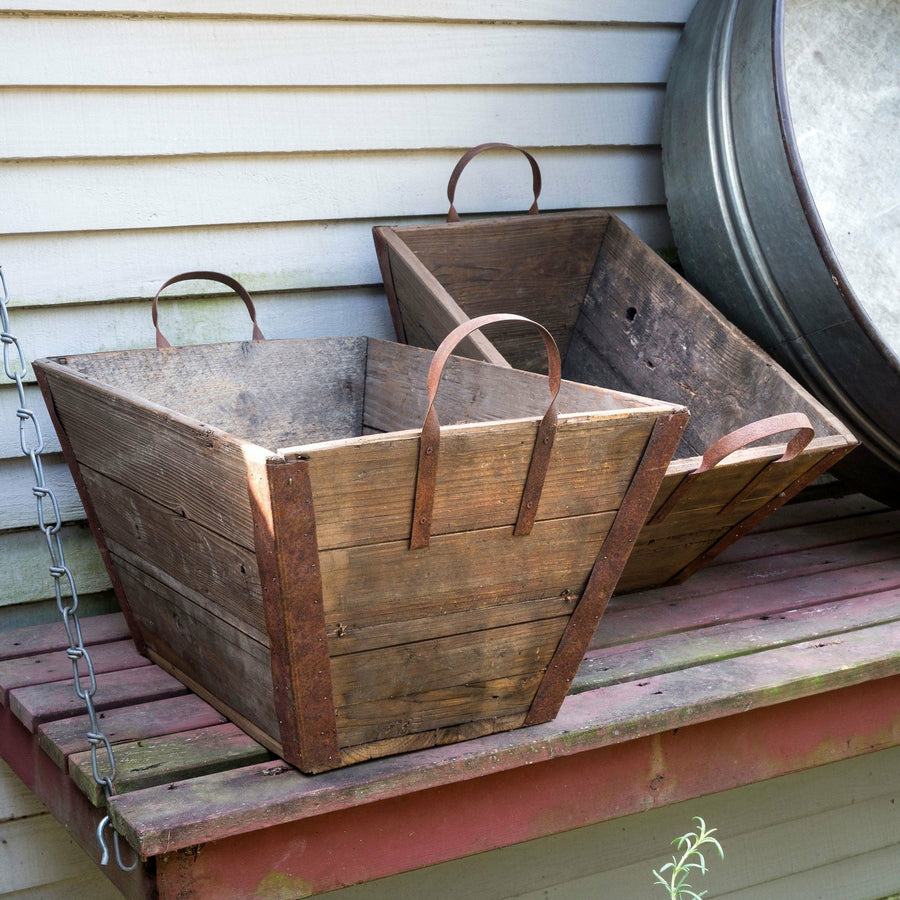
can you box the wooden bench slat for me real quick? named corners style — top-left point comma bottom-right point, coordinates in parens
top-left (8, 662), bottom-right (186, 733)
top-left (70, 722), bottom-right (273, 806)
top-left (37, 693), bottom-right (227, 769)
top-left (0, 639), bottom-right (149, 705)
top-left (597, 552), bottom-right (900, 647)
top-left (578, 589), bottom-right (900, 690)
top-left (0, 612), bottom-right (130, 661)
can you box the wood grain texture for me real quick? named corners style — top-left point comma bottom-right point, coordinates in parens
top-left (391, 212), bottom-right (610, 370)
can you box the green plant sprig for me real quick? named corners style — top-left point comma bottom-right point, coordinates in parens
top-left (652, 816), bottom-right (724, 900)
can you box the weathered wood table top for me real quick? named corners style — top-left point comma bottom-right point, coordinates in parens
top-left (3, 490), bottom-right (900, 899)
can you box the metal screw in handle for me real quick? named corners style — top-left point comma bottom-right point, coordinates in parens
top-left (0, 267), bottom-right (137, 872)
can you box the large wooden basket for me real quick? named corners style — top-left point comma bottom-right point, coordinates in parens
top-left (34, 273), bottom-right (688, 772)
top-left (373, 144), bottom-right (858, 593)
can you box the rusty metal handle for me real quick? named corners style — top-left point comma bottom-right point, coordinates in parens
top-left (410, 313), bottom-right (561, 550)
top-left (649, 412), bottom-right (815, 525)
top-left (446, 142), bottom-right (542, 223)
top-left (152, 271), bottom-right (265, 349)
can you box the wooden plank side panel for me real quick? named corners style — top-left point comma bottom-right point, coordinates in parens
top-left (294, 414), bottom-right (664, 550)
top-left (379, 231), bottom-right (507, 363)
top-left (112, 555), bottom-right (281, 742)
top-left (392, 212), bottom-right (610, 371)
top-left (332, 617), bottom-right (570, 747)
top-left (36, 365), bottom-right (261, 548)
top-left (80, 469), bottom-right (266, 631)
top-left (320, 513), bottom-right (614, 648)
top-left (567, 215), bottom-right (849, 456)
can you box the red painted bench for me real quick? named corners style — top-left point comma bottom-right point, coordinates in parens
top-left (3, 490), bottom-right (900, 899)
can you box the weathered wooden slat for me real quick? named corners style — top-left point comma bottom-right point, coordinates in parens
top-left (108, 617), bottom-right (900, 857)
top-left (325, 594), bottom-right (577, 658)
top-left (38, 693), bottom-right (227, 769)
top-left (296, 415), bottom-right (661, 551)
top-left (713, 503), bottom-right (900, 564)
top-left (9, 664), bottom-right (187, 732)
top-left (331, 617), bottom-right (569, 747)
top-left (567, 213), bottom-right (845, 453)
top-left (0, 640), bottom-right (149, 704)
top-left (578, 589), bottom-right (900, 691)
top-left (111, 555), bottom-right (279, 741)
top-left (610, 511), bottom-right (900, 614)
top-left (386, 214), bottom-right (609, 370)
top-left (1, 86), bottom-right (667, 160)
top-left (1, 2), bottom-right (696, 24)
top-left (619, 530), bottom-right (900, 609)
top-left (0, 612), bottom-right (128, 661)
top-left (1, 150), bottom-right (665, 235)
top-left (37, 367), bottom-right (261, 548)
top-left (79, 471), bottom-right (265, 630)
top-left (320, 513), bottom-right (615, 640)
top-left (595, 556), bottom-right (900, 649)
top-left (0, 19), bottom-right (680, 88)
top-left (69, 722), bottom-right (272, 806)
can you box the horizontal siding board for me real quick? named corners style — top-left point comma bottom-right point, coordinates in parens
top-left (0, 149), bottom-right (665, 234)
top-left (0, 455), bottom-right (85, 529)
top-left (0, 206), bottom-right (671, 308)
top-left (0, 85), bottom-right (665, 159)
top-left (2, 2), bottom-right (696, 23)
top-left (0, 286), bottom-right (393, 375)
top-left (0, 524), bottom-right (109, 606)
top-left (0, 18), bottom-right (680, 86)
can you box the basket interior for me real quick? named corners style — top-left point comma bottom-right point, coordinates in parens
top-left (56, 332), bottom-right (660, 455)
top-left (394, 212), bottom-right (839, 460)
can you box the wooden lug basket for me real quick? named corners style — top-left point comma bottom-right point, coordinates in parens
top-left (34, 273), bottom-right (688, 773)
top-left (373, 144), bottom-right (858, 593)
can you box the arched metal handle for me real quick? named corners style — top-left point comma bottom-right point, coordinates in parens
top-left (410, 313), bottom-right (561, 549)
top-left (649, 413), bottom-right (815, 525)
top-left (152, 271), bottom-right (265, 349)
top-left (446, 142), bottom-right (542, 223)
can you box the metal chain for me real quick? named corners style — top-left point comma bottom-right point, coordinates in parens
top-left (0, 267), bottom-right (137, 872)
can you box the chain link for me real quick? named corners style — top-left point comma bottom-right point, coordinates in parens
top-left (1, 267), bottom-right (137, 871)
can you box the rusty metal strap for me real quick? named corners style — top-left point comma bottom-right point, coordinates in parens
top-left (410, 313), bottom-right (561, 550)
top-left (152, 270), bottom-right (265, 349)
top-left (446, 142), bottom-right (542, 222)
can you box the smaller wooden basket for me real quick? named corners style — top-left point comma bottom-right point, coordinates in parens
top-left (35, 273), bottom-right (688, 772)
top-left (373, 143), bottom-right (858, 593)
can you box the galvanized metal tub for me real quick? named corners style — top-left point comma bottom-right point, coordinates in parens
top-left (662, 0), bottom-right (900, 504)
